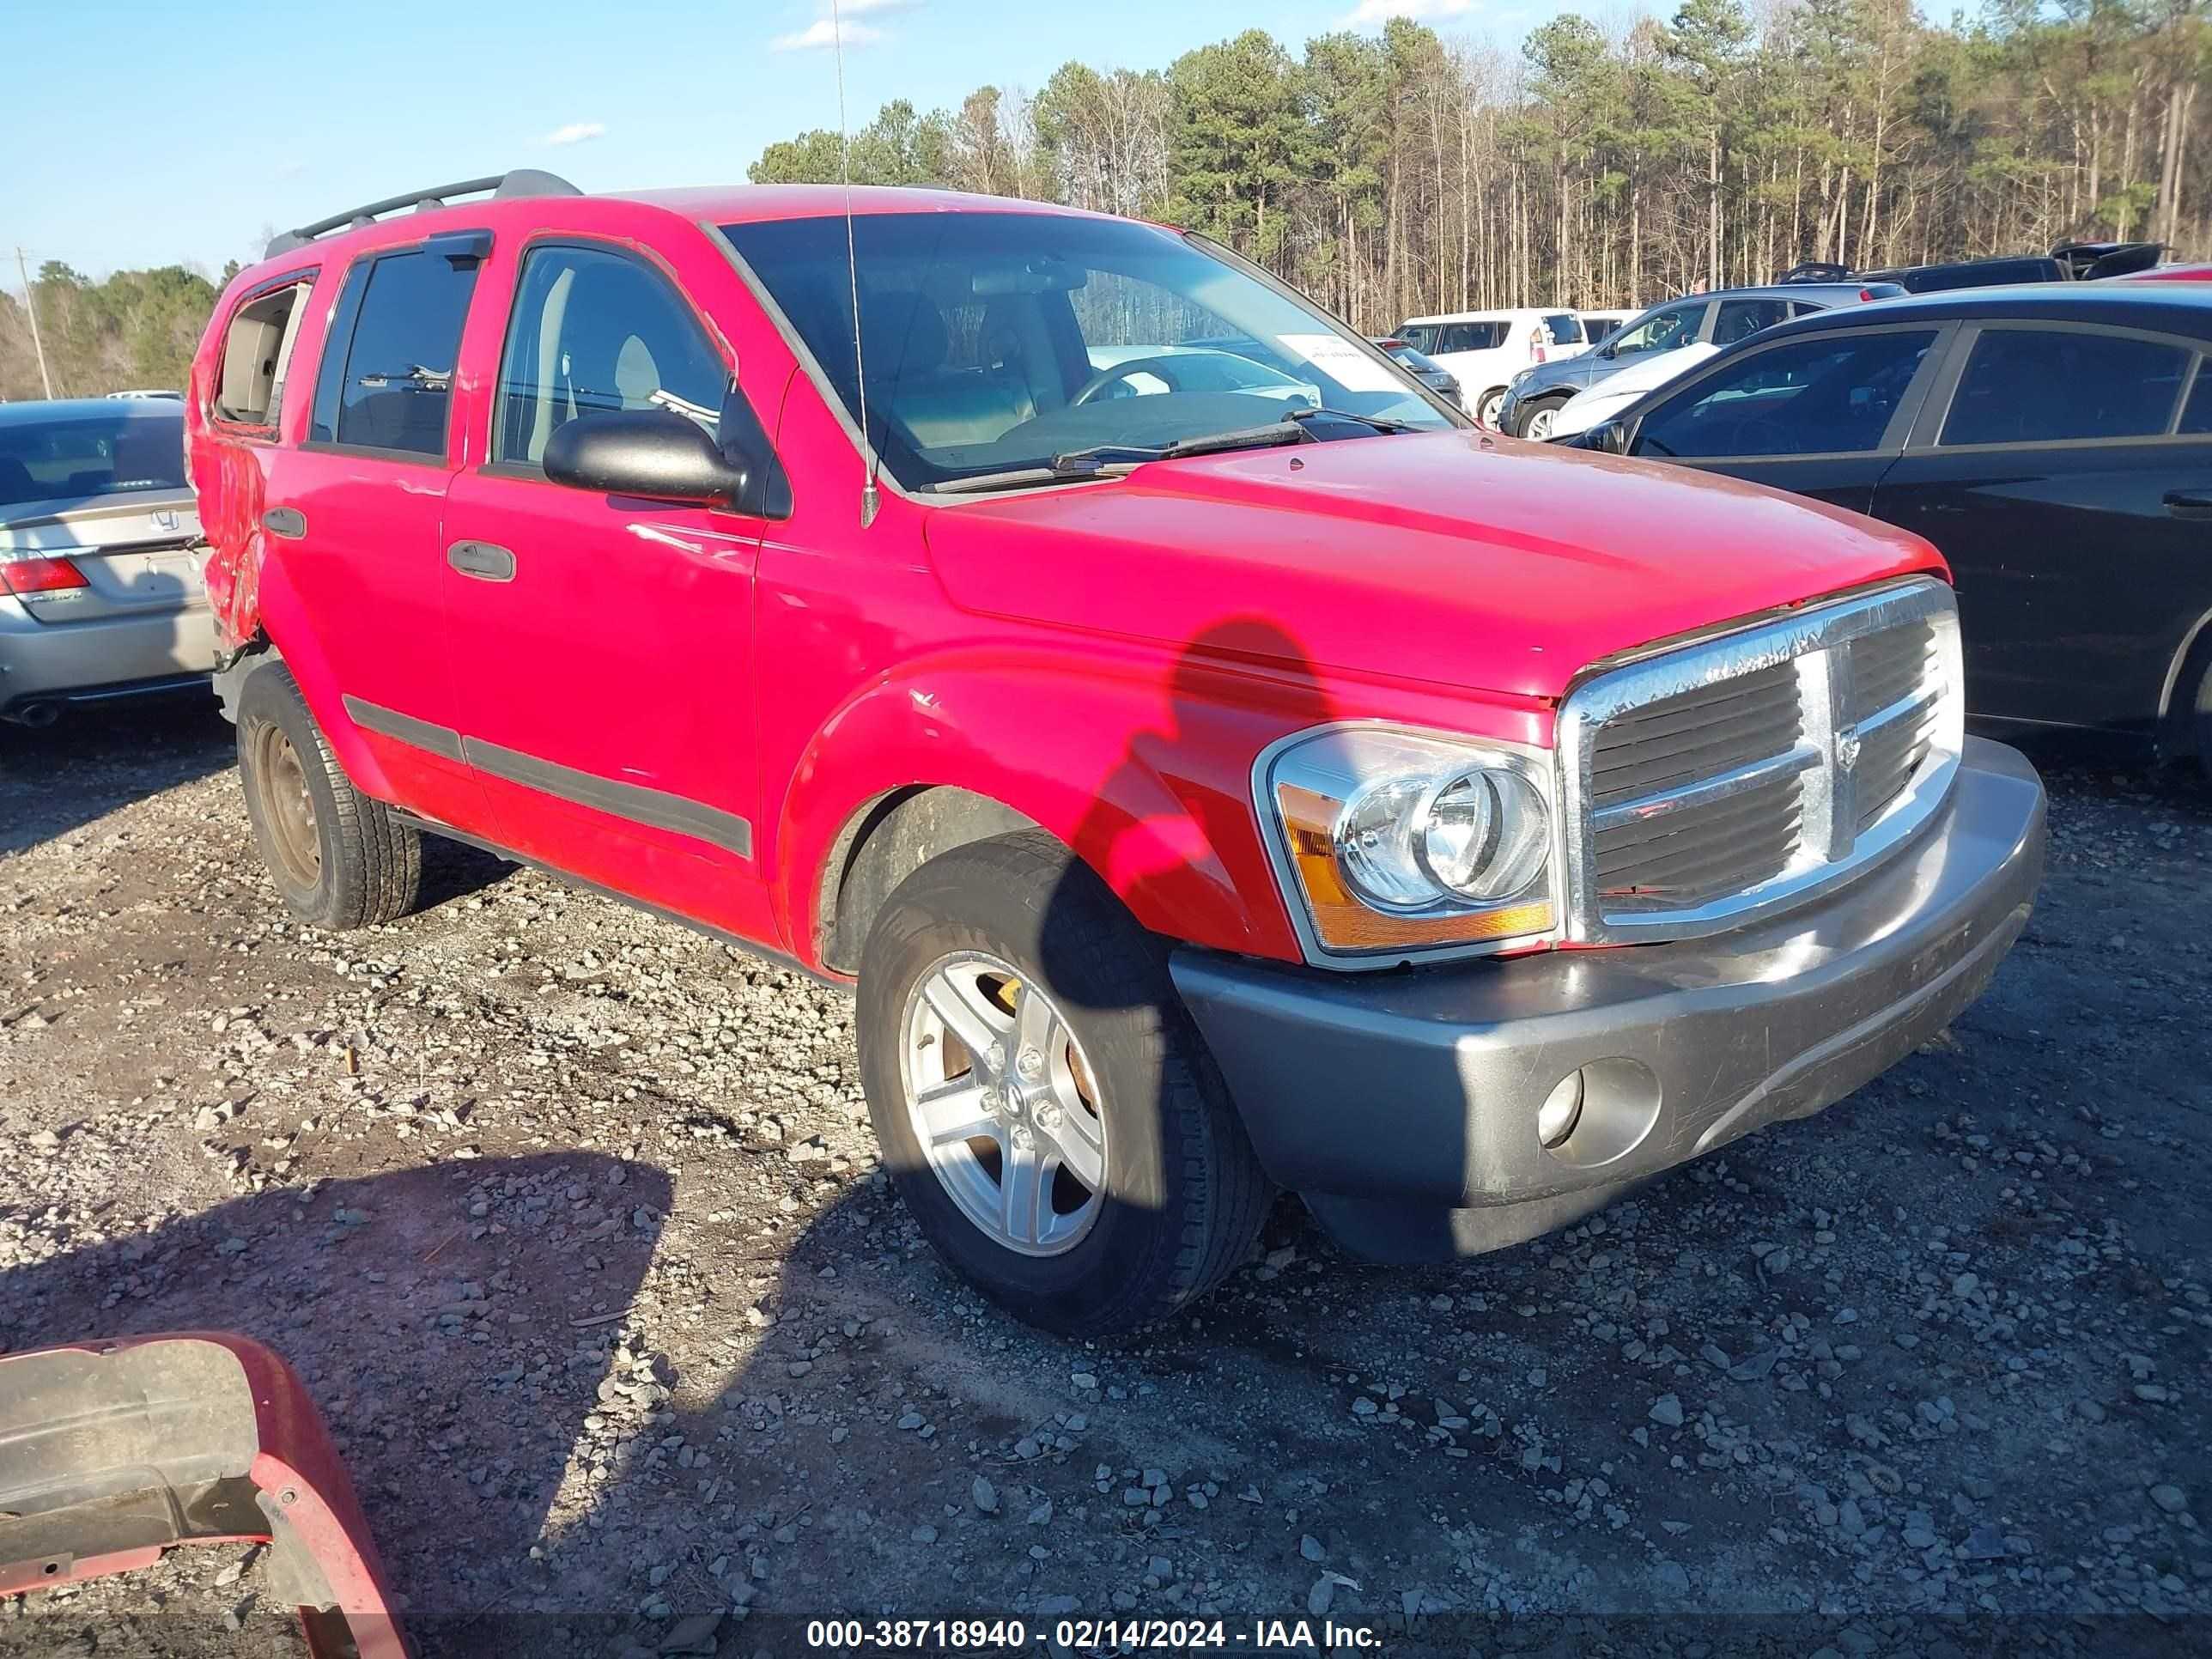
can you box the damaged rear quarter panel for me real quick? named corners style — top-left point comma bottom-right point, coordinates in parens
top-left (186, 266), bottom-right (336, 656)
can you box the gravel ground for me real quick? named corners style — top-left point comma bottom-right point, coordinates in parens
top-left (2, 701), bottom-right (2208, 1659)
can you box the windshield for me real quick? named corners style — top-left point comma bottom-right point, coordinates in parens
top-left (0, 408), bottom-right (186, 511)
top-left (721, 213), bottom-right (1456, 490)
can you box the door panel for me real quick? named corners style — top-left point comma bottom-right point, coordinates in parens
top-left (441, 239), bottom-right (775, 942)
top-left (1872, 324), bottom-right (2212, 735)
top-left (1873, 441), bottom-right (2212, 733)
top-left (268, 240), bottom-right (483, 826)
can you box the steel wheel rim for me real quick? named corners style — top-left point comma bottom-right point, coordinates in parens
top-left (1527, 406), bottom-right (1556, 441)
top-left (899, 951), bottom-right (1109, 1257)
top-left (254, 724), bottom-right (321, 886)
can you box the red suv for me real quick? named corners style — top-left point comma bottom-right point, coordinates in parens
top-left (188, 173), bottom-right (2046, 1334)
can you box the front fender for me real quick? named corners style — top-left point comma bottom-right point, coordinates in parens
top-left (775, 640), bottom-right (1325, 971)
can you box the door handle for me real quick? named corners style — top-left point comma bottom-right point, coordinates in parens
top-left (261, 507), bottom-right (307, 539)
top-left (2164, 489), bottom-right (2212, 521)
top-left (447, 540), bottom-right (516, 582)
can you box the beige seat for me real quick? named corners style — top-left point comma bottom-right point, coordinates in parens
top-left (861, 290), bottom-right (1032, 449)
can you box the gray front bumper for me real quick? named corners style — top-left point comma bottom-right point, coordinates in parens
top-left (1171, 738), bottom-right (2045, 1263)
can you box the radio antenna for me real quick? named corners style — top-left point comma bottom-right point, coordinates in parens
top-left (830, 0), bottom-right (881, 527)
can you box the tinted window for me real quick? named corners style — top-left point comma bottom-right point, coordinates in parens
top-left (1543, 313), bottom-right (1583, 344)
top-left (1711, 298), bottom-right (1793, 346)
top-left (313, 250), bottom-right (479, 457)
top-left (1441, 322), bottom-right (1509, 352)
top-left (493, 246), bottom-right (728, 466)
top-left (1942, 328), bottom-right (2188, 446)
top-left (0, 409), bottom-right (185, 508)
top-left (1609, 301), bottom-right (1705, 356)
top-left (1632, 329), bottom-right (1938, 459)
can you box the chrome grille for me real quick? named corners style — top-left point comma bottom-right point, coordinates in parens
top-left (1590, 662), bottom-right (1805, 911)
top-left (1558, 580), bottom-right (1963, 944)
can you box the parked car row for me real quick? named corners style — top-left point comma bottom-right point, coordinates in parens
top-left (1389, 308), bottom-right (1591, 425)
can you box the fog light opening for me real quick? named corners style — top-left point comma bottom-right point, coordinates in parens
top-left (1537, 1071), bottom-right (1584, 1149)
top-left (1537, 1059), bottom-right (1662, 1169)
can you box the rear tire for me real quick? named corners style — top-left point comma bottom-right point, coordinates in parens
top-left (856, 831), bottom-right (1273, 1335)
top-left (236, 663), bottom-right (421, 930)
top-left (1476, 386), bottom-right (1508, 428)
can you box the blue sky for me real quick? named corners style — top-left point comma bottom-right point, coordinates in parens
top-left (3, 0), bottom-right (1552, 283)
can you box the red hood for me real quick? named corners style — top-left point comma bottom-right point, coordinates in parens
top-left (922, 430), bottom-right (1943, 702)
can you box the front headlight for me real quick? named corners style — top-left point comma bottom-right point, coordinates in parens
top-left (1257, 726), bottom-right (1556, 964)
top-left (1510, 368), bottom-right (1536, 387)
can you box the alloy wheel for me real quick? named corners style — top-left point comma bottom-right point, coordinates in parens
top-left (899, 951), bottom-right (1109, 1257)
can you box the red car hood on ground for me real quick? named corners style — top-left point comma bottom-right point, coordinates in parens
top-left (924, 429), bottom-right (1943, 702)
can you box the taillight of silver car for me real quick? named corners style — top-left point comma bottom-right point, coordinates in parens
top-left (0, 556), bottom-right (91, 601)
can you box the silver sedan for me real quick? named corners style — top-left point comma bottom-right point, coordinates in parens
top-left (1, 399), bottom-right (216, 726)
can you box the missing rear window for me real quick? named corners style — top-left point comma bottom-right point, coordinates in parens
top-left (216, 281), bottom-right (313, 426)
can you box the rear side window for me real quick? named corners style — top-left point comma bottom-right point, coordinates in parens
top-left (1633, 329), bottom-right (1939, 459)
top-left (1543, 313), bottom-right (1583, 345)
top-left (215, 280), bottom-right (313, 426)
top-left (493, 244), bottom-right (728, 465)
top-left (1441, 321), bottom-right (1510, 352)
top-left (1400, 321), bottom-right (1509, 353)
top-left (310, 249), bottom-right (480, 459)
top-left (1941, 328), bottom-right (2189, 447)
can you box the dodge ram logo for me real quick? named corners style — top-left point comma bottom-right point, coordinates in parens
top-left (1836, 726), bottom-right (1863, 772)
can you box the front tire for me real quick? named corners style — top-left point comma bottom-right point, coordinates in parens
top-left (236, 663), bottom-right (422, 929)
top-left (1522, 398), bottom-right (1565, 441)
top-left (856, 831), bottom-right (1273, 1335)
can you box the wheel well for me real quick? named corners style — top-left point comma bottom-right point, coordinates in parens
top-left (211, 636), bottom-right (279, 725)
top-left (816, 786), bottom-right (1042, 975)
top-left (2160, 608), bottom-right (2212, 762)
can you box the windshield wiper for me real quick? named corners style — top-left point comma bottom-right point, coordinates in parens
top-left (933, 422), bottom-right (1310, 495)
top-left (1281, 406), bottom-right (1423, 434)
top-left (1057, 421), bottom-right (1311, 471)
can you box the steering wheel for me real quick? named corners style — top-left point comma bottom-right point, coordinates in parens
top-left (1071, 356), bottom-right (1187, 406)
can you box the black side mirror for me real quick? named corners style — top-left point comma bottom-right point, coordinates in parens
top-left (1571, 420), bottom-right (1632, 454)
top-left (544, 410), bottom-right (746, 506)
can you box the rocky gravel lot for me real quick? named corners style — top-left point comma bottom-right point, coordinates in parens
top-left (2, 702), bottom-right (2209, 1658)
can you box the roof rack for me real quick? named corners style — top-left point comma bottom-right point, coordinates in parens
top-left (263, 170), bottom-right (583, 260)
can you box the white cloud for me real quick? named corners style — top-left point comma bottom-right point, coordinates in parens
top-left (770, 1), bottom-right (912, 51)
top-left (771, 17), bottom-right (884, 49)
top-left (543, 121), bottom-right (606, 146)
top-left (1343, 0), bottom-right (1474, 23)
